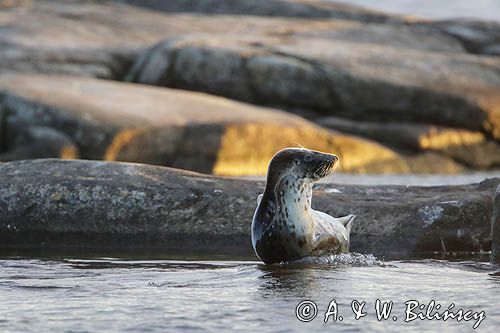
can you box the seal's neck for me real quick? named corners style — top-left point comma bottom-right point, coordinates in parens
top-left (263, 174), bottom-right (313, 213)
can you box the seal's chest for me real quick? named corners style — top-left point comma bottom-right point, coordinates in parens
top-left (276, 183), bottom-right (314, 247)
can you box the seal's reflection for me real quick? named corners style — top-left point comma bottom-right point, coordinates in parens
top-left (257, 263), bottom-right (341, 298)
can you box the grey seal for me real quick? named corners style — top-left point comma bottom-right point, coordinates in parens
top-left (251, 148), bottom-right (355, 264)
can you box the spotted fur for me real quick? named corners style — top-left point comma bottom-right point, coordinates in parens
top-left (251, 148), bottom-right (356, 264)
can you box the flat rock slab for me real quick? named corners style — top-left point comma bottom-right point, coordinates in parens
top-left (0, 159), bottom-right (497, 258)
top-left (0, 74), bottom-right (463, 175)
top-left (0, 0), bottom-right (408, 79)
top-left (3, 0), bottom-right (361, 78)
top-left (3, 0), bottom-right (498, 78)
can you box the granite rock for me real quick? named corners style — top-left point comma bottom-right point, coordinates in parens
top-left (0, 159), bottom-right (496, 257)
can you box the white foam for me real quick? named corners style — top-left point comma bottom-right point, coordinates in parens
top-left (284, 252), bottom-right (387, 267)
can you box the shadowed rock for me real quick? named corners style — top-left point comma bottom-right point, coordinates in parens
top-left (415, 19), bottom-right (500, 55)
top-left (492, 185), bottom-right (500, 263)
top-left (0, 125), bottom-right (79, 161)
top-left (120, 0), bottom-right (400, 22)
top-left (0, 159), bottom-right (497, 257)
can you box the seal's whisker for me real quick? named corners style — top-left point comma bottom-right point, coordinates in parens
top-left (318, 163), bottom-right (328, 177)
top-left (292, 142), bottom-right (306, 149)
top-left (327, 171), bottom-right (335, 183)
top-left (324, 163), bottom-right (337, 183)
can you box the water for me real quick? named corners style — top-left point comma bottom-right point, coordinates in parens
top-left (0, 255), bottom-right (499, 332)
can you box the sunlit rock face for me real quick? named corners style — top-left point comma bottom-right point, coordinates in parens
top-left (318, 117), bottom-right (500, 170)
top-left (210, 123), bottom-right (466, 176)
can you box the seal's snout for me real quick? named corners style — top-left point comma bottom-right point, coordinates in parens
top-left (312, 152), bottom-right (338, 179)
top-left (328, 154), bottom-right (339, 167)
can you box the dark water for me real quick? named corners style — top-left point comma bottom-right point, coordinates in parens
top-left (0, 254), bottom-right (499, 332)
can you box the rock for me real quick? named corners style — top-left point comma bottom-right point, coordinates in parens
top-left (0, 1), bottom-right (154, 78)
top-left (0, 126), bottom-right (79, 161)
top-left (416, 19), bottom-right (500, 54)
top-left (1, 0), bottom-right (469, 79)
top-left (0, 105), bottom-right (6, 152)
top-left (492, 185), bottom-right (500, 263)
top-left (5, 1), bottom-right (500, 143)
top-left (1, 0), bottom-right (346, 78)
top-left (2, 0), bottom-right (499, 170)
top-left (389, 152), bottom-right (464, 174)
top-left (0, 0), bottom-right (30, 8)
top-left (0, 74), bottom-right (428, 175)
top-left (1, 103), bottom-right (79, 160)
top-left (289, 20), bottom-right (465, 53)
top-left (210, 123), bottom-right (465, 175)
top-left (121, 0), bottom-right (400, 22)
top-left (483, 44), bottom-right (500, 56)
top-left (130, 35), bottom-right (500, 140)
top-left (318, 116), bottom-right (500, 169)
top-left (0, 159), bottom-right (497, 257)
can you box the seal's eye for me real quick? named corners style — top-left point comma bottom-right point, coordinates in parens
top-left (304, 155), bottom-right (313, 163)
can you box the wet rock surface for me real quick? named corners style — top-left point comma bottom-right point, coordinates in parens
top-left (0, 159), bottom-right (497, 257)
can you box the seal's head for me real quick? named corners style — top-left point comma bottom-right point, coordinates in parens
top-left (266, 148), bottom-right (338, 185)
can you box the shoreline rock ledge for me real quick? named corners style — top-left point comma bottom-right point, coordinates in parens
top-left (492, 184), bottom-right (500, 263)
top-left (0, 159), bottom-right (498, 258)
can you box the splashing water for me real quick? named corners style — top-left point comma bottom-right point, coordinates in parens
top-left (284, 252), bottom-right (387, 267)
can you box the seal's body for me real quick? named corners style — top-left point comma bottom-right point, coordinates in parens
top-left (251, 148), bottom-right (355, 264)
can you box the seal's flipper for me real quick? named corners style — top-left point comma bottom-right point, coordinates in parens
top-left (342, 214), bottom-right (356, 235)
top-left (336, 214), bottom-right (355, 226)
top-left (256, 194), bottom-right (263, 205)
top-left (334, 214), bottom-right (355, 235)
